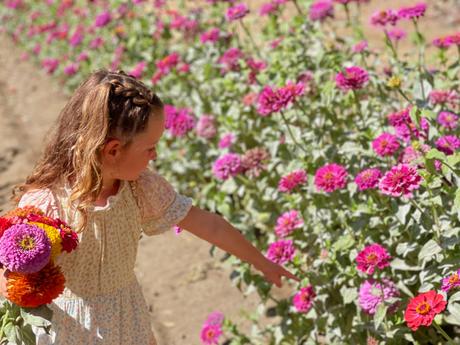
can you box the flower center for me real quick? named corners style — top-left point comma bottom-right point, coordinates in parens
top-left (416, 301), bottom-right (431, 315)
top-left (366, 252), bottom-right (378, 263)
top-left (19, 236), bottom-right (35, 251)
top-left (449, 273), bottom-right (459, 285)
top-left (324, 172), bottom-right (334, 181)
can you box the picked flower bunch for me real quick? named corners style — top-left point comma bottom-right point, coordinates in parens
top-left (0, 205), bottom-right (78, 344)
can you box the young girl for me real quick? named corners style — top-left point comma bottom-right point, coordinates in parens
top-left (4, 69), bottom-right (299, 345)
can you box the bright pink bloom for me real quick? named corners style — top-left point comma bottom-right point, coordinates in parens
top-left (164, 105), bottom-right (196, 137)
top-left (309, 0), bottom-right (334, 22)
top-left (387, 108), bottom-right (410, 126)
top-left (356, 244), bottom-right (391, 275)
top-left (63, 63), bottom-right (78, 76)
top-left (387, 28), bottom-right (406, 41)
top-left (278, 170), bottom-right (307, 193)
top-left (441, 270), bottom-right (460, 292)
top-left (314, 163), bottom-right (348, 193)
top-left (257, 82), bottom-right (304, 116)
top-left (275, 210), bottom-right (304, 237)
top-left (212, 153), bottom-right (242, 180)
top-left (69, 25), bottom-right (84, 47)
top-left (370, 9), bottom-right (399, 26)
top-left (398, 2), bottom-right (426, 19)
top-left (399, 144), bottom-right (430, 166)
top-left (89, 37), bottom-right (104, 49)
top-left (226, 3), bottom-right (249, 21)
top-left (379, 164), bottom-right (422, 198)
top-left (437, 111), bottom-right (458, 130)
top-left (293, 285), bottom-right (315, 313)
top-left (41, 58), bottom-right (59, 74)
top-left (266, 239), bottom-right (295, 264)
top-left (196, 115), bottom-right (217, 139)
top-left (372, 132), bottom-right (400, 157)
top-left (218, 47), bottom-right (244, 73)
top-left (352, 40), bottom-right (368, 53)
top-left (432, 36), bottom-right (452, 49)
top-left (429, 90), bottom-right (459, 107)
top-left (94, 10), bottom-right (112, 28)
top-left (405, 291), bottom-right (446, 331)
top-left (128, 61), bottom-right (147, 79)
top-left (435, 135), bottom-right (460, 155)
top-left (204, 311), bottom-right (225, 326)
top-left (200, 28), bottom-right (221, 43)
top-left (77, 51), bottom-right (89, 62)
top-left (218, 133), bottom-right (236, 149)
top-left (335, 66), bottom-right (369, 91)
top-left (156, 52), bottom-right (180, 73)
top-left (355, 168), bottom-right (382, 191)
top-left (359, 279), bottom-right (399, 315)
top-left (200, 324), bottom-right (223, 345)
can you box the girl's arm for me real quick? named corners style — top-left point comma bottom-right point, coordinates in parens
top-left (177, 206), bottom-right (300, 287)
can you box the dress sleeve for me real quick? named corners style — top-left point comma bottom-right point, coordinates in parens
top-left (130, 168), bottom-right (193, 236)
top-left (17, 188), bottom-right (61, 219)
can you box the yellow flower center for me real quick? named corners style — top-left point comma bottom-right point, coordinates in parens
top-left (19, 236), bottom-right (35, 251)
top-left (449, 273), bottom-right (459, 285)
top-left (416, 301), bottom-right (431, 315)
top-left (366, 253), bottom-right (378, 263)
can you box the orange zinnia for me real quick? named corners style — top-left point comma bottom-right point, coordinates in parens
top-left (4, 206), bottom-right (44, 219)
top-left (7, 262), bottom-right (65, 307)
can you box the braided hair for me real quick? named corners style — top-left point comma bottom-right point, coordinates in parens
top-left (12, 69), bottom-right (164, 232)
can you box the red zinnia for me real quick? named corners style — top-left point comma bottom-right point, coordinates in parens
top-left (405, 290), bottom-right (446, 331)
top-left (0, 217), bottom-right (12, 238)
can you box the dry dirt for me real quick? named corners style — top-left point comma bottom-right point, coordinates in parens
top-left (0, 1), bottom-right (458, 344)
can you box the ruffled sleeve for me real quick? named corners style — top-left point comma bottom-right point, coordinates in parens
top-left (17, 188), bottom-right (61, 219)
top-left (130, 168), bottom-right (193, 236)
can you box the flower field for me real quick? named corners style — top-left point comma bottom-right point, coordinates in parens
top-left (1, 0), bottom-right (460, 344)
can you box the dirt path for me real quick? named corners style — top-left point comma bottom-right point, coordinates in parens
top-left (0, 33), bottom-right (262, 345)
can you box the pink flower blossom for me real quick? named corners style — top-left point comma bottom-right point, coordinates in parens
top-left (352, 40), bottom-right (368, 53)
top-left (204, 311), bottom-right (225, 326)
top-left (432, 36), bottom-right (452, 49)
top-left (293, 285), bottom-right (315, 313)
top-left (370, 10), bottom-right (399, 26)
top-left (278, 170), bottom-right (307, 193)
top-left (196, 115), bottom-right (217, 139)
top-left (226, 3), bottom-right (249, 21)
top-left (275, 210), bottom-right (304, 237)
top-left (314, 163), bottom-right (348, 193)
top-left (94, 10), bottom-right (112, 28)
top-left (387, 108), bottom-right (410, 126)
top-left (429, 90), bottom-right (459, 108)
top-left (77, 51), bottom-right (89, 62)
top-left (335, 66), bottom-right (369, 91)
top-left (435, 135), bottom-right (460, 155)
top-left (441, 270), bottom-right (460, 292)
top-left (259, 3), bottom-right (278, 16)
top-left (69, 25), bottom-right (84, 47)
top-left (164, 105), bottom-right (196, 137)
top-left (266, 239), bottom-right (295, 264)
top-left (257, 82), bottom-right (304, 116)
top-left (200, 28), bottom-right (221, 43)
top-left (309, 0), bottom-right (334, 22)
top-left (372, 132), bottom-right (400, 157)
top-left (387, 28), bottom-right (406, 41)
top-left (212, 153), bottom-right (243, 180)
top-left (379, 164), bottom-right (422, 198)
top-left (200, 324), bottom-right (223, 345)
top-left (359, 279), bottom-right (399, 315)
top-left (218, 133), bottom-right (236, 149)
top-left (399, 144), bottom-right (430, 166)
top-left (63, 63), bottom-right (78, 76)
top-left (41, 58), bottom-right (59, 74)
top-left (89, 37), bottom-right (104, 49)
top-left (398, 2), bottom-right (427, 20)
top-left (437, 111), bottom-right (458, 130)
top-left (128, 61), bottom-right (147, 79)
top-left (156, 52), bottom-right (180, 73)
top-left (355, 168), bottom-right (382, 191)
top-left (356, 244), bottom-right (391, 275)
top-left (218, 47), bottom-right (244, 73)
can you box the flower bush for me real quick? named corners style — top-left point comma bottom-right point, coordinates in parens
top-left (1, 0), bottom-right (460, 344)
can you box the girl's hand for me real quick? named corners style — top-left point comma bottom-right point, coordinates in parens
top-left (0, 268), bottom-right (9, 298)
top-left (257, 258), bottom-right (300, 288)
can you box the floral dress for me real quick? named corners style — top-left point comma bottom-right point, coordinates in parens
top-left (18, 168), bottom-right (193, 345)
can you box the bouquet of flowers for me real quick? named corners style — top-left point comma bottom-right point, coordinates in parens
top-left (0, 206), bottom-right (78, 345)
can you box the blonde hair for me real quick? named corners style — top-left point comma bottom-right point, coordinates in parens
top-left (12, 69), bottom-right (164, 232)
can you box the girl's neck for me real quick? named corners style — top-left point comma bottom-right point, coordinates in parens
top-left (96, 179), bottom-right (121, 205)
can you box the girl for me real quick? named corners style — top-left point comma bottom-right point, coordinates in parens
top-left (4, 69), bottom-right (299, 345)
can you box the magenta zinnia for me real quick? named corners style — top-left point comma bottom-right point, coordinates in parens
top-left (309, 0), bottom-right (334, 22)
top-left (441, 270), bottom-right (460, 292)
top-left (335, 66), bottom-right (369, 91)
top-left (370, 9), bottom-right (399, 27)
top-left (293, 285), bottom-right (315, 313)
top-left (359, 279), bottom-right (399, 315)
top-left (164, 105), bottom-right (196, 137)
top-left (275, 210), bottom-right (304, 237)
top-left (225, 3), bottom-right (249, 21)
top-left (257, 82), bottom-right (304, 116)
top-left (372, 132), bottom-right (400, 157)
top-left (266, 239), bottom-right (295, 264)
top-left (378, 164), bottom-right (422, 198)
top-left (212, 153), bottom-right (243, 180)
top-left (354, 168), bottom-right (382, 191)
top-left (437, 111), bottom-right (458, 130)
top-left (278, 170), bottom-right (307, 193)
top-left (314, 163), bottom-right (348, 193)
top-left (435, 135), bottom-right (460, 155)
top-left (356, 244), bottom-right (391, 275)
top-left (0, 223), bottom-right (51, 274)
top-left (397, 2), bottom-right (427, 20)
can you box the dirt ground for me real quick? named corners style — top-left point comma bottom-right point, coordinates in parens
top-left (0, 1), bottom-right (458, 344)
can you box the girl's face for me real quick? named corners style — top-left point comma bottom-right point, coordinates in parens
top-left (102, 112), bottom-right (165, 181)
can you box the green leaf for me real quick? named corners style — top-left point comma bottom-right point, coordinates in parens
top-left (396, 204), bottom-right (411, 224)
top-left (19, 324), bottom-right (36, 345)
top-left (374, 303), bottom-right (388, 330)
top-left (20, 306), bottom-right (52, 328)
top-left (391, 258), bottom-right (421, 271)
top-left (425, 149), bottom-right (447, 162)
top-left (449, 291), bottom-right (460, 304)
top-left (418, 239), bottom-right (442, 262)
top-left (333, 234), bottom-right (355, 252)
top-left (446, 302), bottom-right (460, 326)
top-left (340, 286), bottom-right (357, 305)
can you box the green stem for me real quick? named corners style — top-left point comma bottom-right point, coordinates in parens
top-left (413, 19), bottom-right (426, 99)
top-left (291, 0), bottom-right (304, 16)
top-left (409, 199), bottom-right (424, 215)
top-left (0, 309), bottom-right (9, 340)
top-left (239, 20), bottom-right (261, 59)
top-left (279, 110), bottom-right (309, 154)
top-left (427, 188), bottom-right (441, 240)
top-left (433, 322), bottom-right (456, 345)
top-left (397, 88), bottom-right (414, 105)
top-left (352, 90), bottom-right (365, 129)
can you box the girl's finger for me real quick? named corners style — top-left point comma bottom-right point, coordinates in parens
top-left (283, 269), bottom-right (300, 282)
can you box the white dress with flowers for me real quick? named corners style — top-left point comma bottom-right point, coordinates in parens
top-left (18, 168), bottom-right (193, 345)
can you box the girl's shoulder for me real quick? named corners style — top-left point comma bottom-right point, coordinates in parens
top-left (18, 187), bottom-right (61, 219)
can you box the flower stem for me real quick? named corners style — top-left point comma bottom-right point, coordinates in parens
top-left (239, 20), bottom-right (261, 59)
top-left (413, 19), bottom-right (426, 100)
top-left (291, 0), bottom-right (304, 16)
top-left (279, 110), bottom-right (309, 154)
top-left (397, 88), bottom-right (414, 105)
top-left (433, 322), bottom-right (456, 345)
top-left (352, 90), bottom-right (365, 129)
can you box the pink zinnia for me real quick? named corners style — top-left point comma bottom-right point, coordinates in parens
top-left (370, 9), bottom-right (399, 26)
top-left (387, 28), bottom-right (407, 41)
top-left (432, 36), bottom-right (452, 49)
top-left (218, 47), bottom-right (244, 73)
top-left (164, 105), bottom-right (196, 137)
top-left (41, 58), bottom-right (59, 74)
top-left (356, 244), bottom-right (391, 275)
top-left (225, 3), bottom-right (249, 21)
top-left (200, 324), bottom-right (223, 345)
top-left (355, 168), bottom-right (382, 191)
top-left (372, 132), bottom-right (400, 157)
top-left (379, 164), bottom-right (422, 198)
top-left (293, 285), bottom-right (315, 313)
top-left (437, 111), bottom-right (458, 130)
top-left (156, 52), bottom-right (180, 73)
top-left (196, 115), bottom-right (217, 139)
top-left (274, 210), bottom-right (304, 237)
top-left (257, 82), bottom-right (304, 116)
top-left (200, 28), bottom-right (221, 44)
top-left (314, 163), bottom-right (348, 193)
top-left (335, 66), bottom-right (369, 91)
top-left (212, 153), bottom-right (242, 180)
top-left (218, 133), bottom-right (236, 149)
top-left (352, 40), bottom-right (368, 54)
top-left (435, 135), bottom-right (460, 155)
top-left (278, 170), bottom-right (307, 193)
top-left (266, 239), bottom-right (295, 264)
top-left (128, 61), bottom-right (147, 79)
top-left (94, 10), bottom-right (112, 28)
top-left (429, 90), bottom-right (459, 107)
top-left (63, 63), bottom-right (79, 76)
top-left (309, 0), bottom-right (334, 22)
top-left (387, 108), bottom-right (410, 127)
top-left (398, 2), bottom-right (426, 19)
top-left (359, 279), bottom-right (399, 315)
top-left (204, 311), bottom-right (225, 326)
top-left (441, 270), bottom-right (460, 292)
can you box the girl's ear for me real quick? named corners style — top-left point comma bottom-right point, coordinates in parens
top-left (102, 139), bottom-right (123, 161)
